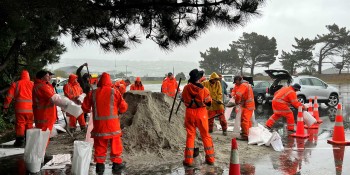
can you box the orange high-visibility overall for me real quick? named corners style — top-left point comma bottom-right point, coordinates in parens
top-left (232, 82), bottom-right (255, 137)
top-left (82, 72), bottom-right (128, 164)
top-left (4, 70), bottom-right (34, 137)
top-left (161, 77), bottom-right (179, 97)
top-left (265, 86), bottom-right (302, 131)
top-left (63, 74), bottom-right (86, 129)
top-left (33, 79), bottom-right (57, 131)
top-left (182, 83), bottom-right (215, 165)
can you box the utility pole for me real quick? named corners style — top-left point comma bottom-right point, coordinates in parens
top-left (173, 66), bottom-right (174, 75)
top-left (125, 65), bottom-right (128, 78)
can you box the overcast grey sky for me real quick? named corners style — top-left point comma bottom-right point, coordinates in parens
top-left (58, 0), bottom-right (350, 72)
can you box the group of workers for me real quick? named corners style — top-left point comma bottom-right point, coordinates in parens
top-left (2, 64), bottom-right (305, 172)
top-left (181, 69), bottom-right (305, 166)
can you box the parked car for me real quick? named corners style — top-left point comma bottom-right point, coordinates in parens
top-left (50, 78), bottom-right (68, 95)
top-left (253, 81), bottom-right (271, 104)
top-left (265, 70), bottom-right (339, 107)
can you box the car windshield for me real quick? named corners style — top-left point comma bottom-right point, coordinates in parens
top-left (223, 76), bottom-right (233, 82)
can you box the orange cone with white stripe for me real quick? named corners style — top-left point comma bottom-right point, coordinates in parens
top-left (327, 104), bottom-right (350, 145)
top-left (307, 98), bottom-right (313, 116)
top-left (332, 145), bottom-right (345, 174)
top-left (290, 106), bottom-right (309, 138)
top-left (313, 96), bottom-right (322, 123)
top-left (229, 138), bottom-right (240, 175)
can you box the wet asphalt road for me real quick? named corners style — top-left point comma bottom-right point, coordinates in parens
top-left (0, 84), bottom-right (350, 175)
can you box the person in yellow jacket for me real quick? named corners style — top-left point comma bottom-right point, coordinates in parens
top-left (202, 72), bottom-right (228, 135)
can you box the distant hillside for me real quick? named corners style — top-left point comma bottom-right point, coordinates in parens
top-left (49, 59), bottom-right (199, 77)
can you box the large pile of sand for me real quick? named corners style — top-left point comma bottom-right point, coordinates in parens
top-left (120, 91), bottom-right (198, 169)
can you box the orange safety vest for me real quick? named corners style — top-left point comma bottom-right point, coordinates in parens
top-left (161, 78), bottom-right (179, 97)
top-left (82, 73), bottom-right (128, 139)
top-left (182, 83), bottom-right (212, 109)
top-left (130, 83), bottom-right (144, 91)
top-left (272, 86), bottom-right (301, 114)
top-left (4, 70), bottom-right (33, 113)
top-left (32, 79), bottom-right (57, 127)
top-left (232, 82), bottom-right (255, 111)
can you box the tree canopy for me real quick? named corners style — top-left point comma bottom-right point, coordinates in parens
top-left (199, 47), bottom-right (239, 75)
top-left (0, 0), bottom-right (266, 93)
top-left (280, 38), bottom-right (315, 74)
top-left (314, 24), bottom-right (350, 74)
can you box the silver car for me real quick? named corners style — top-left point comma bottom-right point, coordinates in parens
top-left (265, 70), bottom-right (339, 107)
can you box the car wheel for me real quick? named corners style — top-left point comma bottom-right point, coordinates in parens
top-left (297, 95), bottom-right (306, 104)
top-left (256, 94), bottom-right (265, 104)
top-left (326, 94), bottom-right (339, 107)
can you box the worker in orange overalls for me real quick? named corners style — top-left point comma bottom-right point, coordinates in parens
top-left (130, 77), bottom-right (144, 91)
top-left (32, 70), bottom-right (58, 132)
top-left (202, 72), bottom-right (227, 135)
top-left (63, 74), bottom-right (86, 133)
top-left (182, 69), bottom-right (215, 167)
top-left (3, 70), bottom-right (34, 147)
top-left (265, 84), bottom-right (305, 132)
top-left (231, 76), bottom-right (255, 141)
top-left (82, 72), bottom-right (128, 174)
top-left (115, 79), bottom-right (131, 95)
top-left (161, 72), bottom-right (180, 97)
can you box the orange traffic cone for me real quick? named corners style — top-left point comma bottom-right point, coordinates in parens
top-left (313, 96), bottom-right (323, 123)
top-left (290, 106), bottom-right (309, 138)
top-left (307, 98), bottom-right (313, 116)
top-left (332, 145), bottom-right (345, 175)
top-left (327, 104), bottom-right (350, 145)
top-left (229, 138), bottom-right (240, 175)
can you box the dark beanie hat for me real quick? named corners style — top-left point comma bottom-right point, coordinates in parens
top-left (36, 70), bottom-right (48, 79)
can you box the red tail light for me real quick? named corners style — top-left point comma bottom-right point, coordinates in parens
top-left (266, 87), bottom-right (269, 93)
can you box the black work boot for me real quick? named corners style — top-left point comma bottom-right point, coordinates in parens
top-left (96, 163), bottom-right (105, 174)
top-left (13, 137), bottom-right (24, 147)
top-left (112, 162), bottom-right (126, 173)
top-left (223, 130), bottom-right (227, 136)
top-left (80, 126), bottom-right (87, 132)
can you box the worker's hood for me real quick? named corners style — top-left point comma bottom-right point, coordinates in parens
top-left (97, 72), bottom-right (112, 87)
top-left (187, 83), bottom-right (204, 96)
top-left (68, 74), bottom-right (78, 84)
top-left (20, 70), bottom-right (30, 80)
top-left (210, 72), bottom-right (219, 80)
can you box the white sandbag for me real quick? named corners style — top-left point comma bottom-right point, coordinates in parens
top-left (77, 93), bottom-right (86, 103)
top-left (251, 111), bottom-right (258, 127)
top-left (233, 106), bottom-right (242, 133)
top-left (303, 111), bottom-right (316, 127)
top-left (267, 131), bottom-right (284, 151)
top-left (51, 94), bottom-right (70, 108)
top-left (72, 141), bottom-right (93, 175)
top-left (24, 128), bottom-right (50, 173)
top-left (65, 101), bottom-right (83, 118)
top-left (258, 124), bottom-right (273, 146)
top-left (224, 98), bottom-right (235, 121)
top-left (248, 126), bottom-right (263, 145)
top-left (42, 154), bottom-right (71, 170)
top-left (49, 127), bottom-right (58, 138)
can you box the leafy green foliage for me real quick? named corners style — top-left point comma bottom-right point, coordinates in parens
top-left (314, 24), bottom-right (350, 74)
top-left (175, 72), bottom-right (186, 81)
top-left (230, 32), bottom-right (278, 76)
top-left (280, 38), bottom-right (315, 74)
top-left (199, 47), bottom-right (239, 75)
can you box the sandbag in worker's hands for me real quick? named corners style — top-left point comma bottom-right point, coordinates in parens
top-left (225, 101), bottom-right (236, 108)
